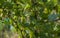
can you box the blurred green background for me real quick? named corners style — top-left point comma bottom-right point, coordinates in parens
top-left (0, 0), bottom-right (60, 38)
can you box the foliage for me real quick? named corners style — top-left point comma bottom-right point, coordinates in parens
top-left (0, 0), bottom-right (60, 38)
